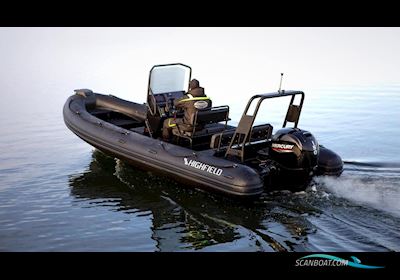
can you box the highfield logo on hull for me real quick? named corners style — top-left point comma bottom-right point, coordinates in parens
top-left (184, 158), bottom-right (223, 176)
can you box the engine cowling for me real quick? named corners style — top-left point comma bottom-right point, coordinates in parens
top-left (270, 127), bottom-right (319, 171)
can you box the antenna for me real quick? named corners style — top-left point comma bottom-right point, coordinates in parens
top-left (278, 73), bottom-right (284, 93)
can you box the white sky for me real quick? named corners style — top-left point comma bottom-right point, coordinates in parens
top-left (1, 27), bottom-right (399, 108)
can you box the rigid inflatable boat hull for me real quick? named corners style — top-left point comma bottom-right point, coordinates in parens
top-left (63, 94), bottom-right (264, 199)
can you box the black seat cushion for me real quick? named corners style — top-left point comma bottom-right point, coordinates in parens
top-left (173, 123), bottom-right (226, 138)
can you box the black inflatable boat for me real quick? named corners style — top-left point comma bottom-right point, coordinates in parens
top-left (63, 63), bottom-right (343, 199)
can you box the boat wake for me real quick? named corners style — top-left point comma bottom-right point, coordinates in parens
top-left (87, 152), bottom-right (400, 251)
top-left (314, 160), bottom-right (400, 218)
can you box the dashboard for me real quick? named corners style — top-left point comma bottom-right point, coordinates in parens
top-left (149, 90), bottom-right (185, 117)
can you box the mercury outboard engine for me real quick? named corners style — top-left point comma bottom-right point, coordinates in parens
top-left (266, 127), bottom-right (319, 190)
top-left (270, 128), bottom-right (319, 169)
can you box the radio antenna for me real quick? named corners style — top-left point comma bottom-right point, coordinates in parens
top-left (278, 73), bottom-right (284, 93)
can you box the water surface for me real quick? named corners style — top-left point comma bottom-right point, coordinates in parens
top-left (1, 85), bottom-right (399, 251)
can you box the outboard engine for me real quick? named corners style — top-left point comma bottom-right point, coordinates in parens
top-left (266, 128), bottom-right (319, 190)
top-left (270, 127), bottom-right (319, 170)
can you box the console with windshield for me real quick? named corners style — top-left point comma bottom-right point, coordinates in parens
top-left (145, 63), bottom-right (192, 137)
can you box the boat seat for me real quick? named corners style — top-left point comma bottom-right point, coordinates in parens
top-left (210, 123), bottom-right (273, 150)
top-left (172, 106), bottom-right (230, 147)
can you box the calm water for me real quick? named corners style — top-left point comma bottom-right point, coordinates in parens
top-left (1, 86), bottom-right (400, 251)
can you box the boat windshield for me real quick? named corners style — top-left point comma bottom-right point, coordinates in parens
top-left (149, 64), bottom-right (191, 94)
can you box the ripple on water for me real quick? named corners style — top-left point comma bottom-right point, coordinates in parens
top-left (1, 87), bottom-right (400, 251)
